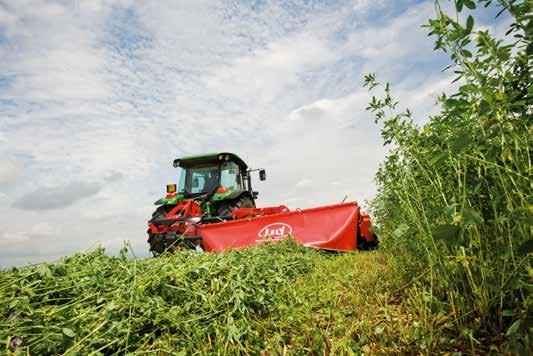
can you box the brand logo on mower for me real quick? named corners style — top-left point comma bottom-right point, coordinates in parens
top-left (258, 223), bottom-right (293, 240)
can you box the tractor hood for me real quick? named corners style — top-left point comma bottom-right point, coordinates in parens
top-left (154, 193), bottom-right (184, 206)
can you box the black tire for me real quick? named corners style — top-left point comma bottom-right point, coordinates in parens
top-left (151, 205), bottom-right (171, 220)
top-left (357, 232), bottom-right (379, 250)
top-left (148, 236), bottom-right (166, 256)
top-left (366, 233), bottom-right (379, 249)
top-left (216, 195), bottom-right (255, 217)
top-left (147, 205), bottom-right (173, 256)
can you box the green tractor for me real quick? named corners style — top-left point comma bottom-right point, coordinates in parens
top-left (148, 152), bottom-right (266, 253)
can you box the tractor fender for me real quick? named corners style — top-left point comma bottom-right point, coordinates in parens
top-left (211, 189), bottom-right (253, 202)
top-left (154, 194), bottom-right (184, 206)
top-left (224, 190), bottom-right (254, 201)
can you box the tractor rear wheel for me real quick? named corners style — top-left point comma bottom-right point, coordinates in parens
top-left (216, 195), bottom-right (255, 217)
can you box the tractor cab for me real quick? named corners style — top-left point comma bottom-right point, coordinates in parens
top-left (152, 152), bottom-right (266, 218)
top-left (173, 153), bottom-right (253, 198)
top-left (171, 152), bottom-right (265, 199)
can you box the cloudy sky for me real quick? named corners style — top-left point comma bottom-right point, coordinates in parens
top-left (0, 0), bottom-right (508, 267)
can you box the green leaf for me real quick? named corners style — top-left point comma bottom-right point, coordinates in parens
top-left (459, 83), bottom-right (477, 94)
top-left (432, 224), bottom-right (461, 245)
top-left (461, 49), bottom-right (472, 57)
top-left (456, 0), bottom-right (464, 12)
top-left (466, 15), bottom-right (474, 34)
top-left (517, 239), bottom-right (533, 256)
top-left (37, 264), bottom-right (52, 278)
top-left (478, 99), bottom-right (490, 115)
top-left (464, 0), bottom-right (476, 9)
top-left (502, 310), bottom-right (515, 317)
top-left (505, 319), bottom-right (522, 337)
top-left (429, 152), bottom-right (448, 165)
top-left (511, 206), bottom-right (533, 225)
top-left (463, 208), bottom-right (483, 226)
top-left (63, 328), bottom-right (76, 338)
top-left (450, 133), bottom-right (472, 153)
top-left (393, 224), bottom-right (410, 238)
top-left (445, 204), bottom-right (458, 222)
top-left (445, 98), bottom-right (462, 108)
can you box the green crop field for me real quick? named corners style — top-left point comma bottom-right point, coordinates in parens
top-left (2, 240), bottom-right (496, 354)
top-left (0, 241), bottom-right (413, 354)
top-left (1, 0), bottom-right (531, 354)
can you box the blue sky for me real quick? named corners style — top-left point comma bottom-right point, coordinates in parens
top-left (0, 0), bottom-right (510, 267)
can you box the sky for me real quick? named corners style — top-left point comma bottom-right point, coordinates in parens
top-left (0, 0), bottom-right (510, 267)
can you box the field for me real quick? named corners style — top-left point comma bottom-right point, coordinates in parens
top-left (1, 0), bottom-right (531, 354)
top-left (1, 238), bottom-right (528, 354)
top-left (0, 240), bottom-right (491, 354)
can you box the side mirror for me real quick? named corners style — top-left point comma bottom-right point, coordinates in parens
top-left (192, 177), bottom-right (199, 188)
top-left (259, 169), bottom-right (266, 181)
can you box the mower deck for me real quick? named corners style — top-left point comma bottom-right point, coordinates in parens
top-left (148, 201), bottom-right (377, 253)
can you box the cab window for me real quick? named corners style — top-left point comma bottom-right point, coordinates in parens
top-left (179, 164), bottom-right (219, 194)
top-left (220, 162), bottom-right (242, 190)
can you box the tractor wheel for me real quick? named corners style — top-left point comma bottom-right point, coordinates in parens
top-left (149, 236), bottom-right (166, 256)
top-left (147, 205), bottom-right (173, 256)
top-left (357, 232), bottom-right (379, 250)
top-left (151, 205), bottom-right (171, 220)
top-left (366, 233), bottom-right (379, 249)
top-left (216, 195), bottom-right (255, 217)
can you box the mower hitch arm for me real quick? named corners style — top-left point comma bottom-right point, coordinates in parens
top-left (150, 216), bottom-right (201, 226)
top-left (150, 215), bottom-right (235, 227)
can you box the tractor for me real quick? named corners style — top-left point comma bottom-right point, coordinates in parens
top-left (147, 152), bottom-right (378, 254)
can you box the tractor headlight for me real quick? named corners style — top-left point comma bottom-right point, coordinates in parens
top-left (224, 154), bottom-right (230, 161)
top-left (218, 154), bottom-right (224, 161)
top-left (173, 160), bottom-right (179, 168)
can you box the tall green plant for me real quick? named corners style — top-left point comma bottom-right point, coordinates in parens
top-left (365, 0), bottom-right (531, 352)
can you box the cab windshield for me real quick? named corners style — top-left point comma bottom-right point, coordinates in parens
top-left (178, 164), bottom-right (220, 194)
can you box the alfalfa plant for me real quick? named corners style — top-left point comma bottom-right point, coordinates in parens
top-left (365, 0), bottom-right (532, 353)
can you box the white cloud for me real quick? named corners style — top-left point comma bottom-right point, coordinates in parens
top-left (12, 181), bottom-right (102, 210)
top-left (0, 0), bottom-right (510, 267)
top-left (207, 34), bottom-right (336, 103)
top-left (289, 90), bottom-right (369, 123)
top-left (1, 232), bottom-right (30, 243)
top-left (295, 179), bottom-right (313, 188)
top-left (0, 159), bottom-right (20, 184)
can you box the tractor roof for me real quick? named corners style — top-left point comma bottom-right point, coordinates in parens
top-left (173, 152), bottom-right (248, 170)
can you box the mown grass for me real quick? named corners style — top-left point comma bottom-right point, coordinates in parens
top-left (1, 241), bottom-right (316, 354)
top-left (3, 240), bottom-right (501, 355)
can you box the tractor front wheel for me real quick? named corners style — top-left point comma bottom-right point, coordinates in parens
top-left (147, 205), bottom-right (173, 256)
top-left (151, 205), bottom-right (171, 220)
top-left (216, 195), bottom-right (255, 217)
